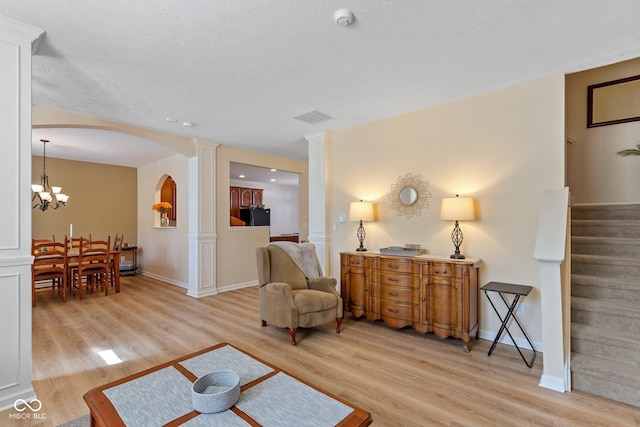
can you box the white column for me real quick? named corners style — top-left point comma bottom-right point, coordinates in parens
top-left (534, 187), bottom-right (570, 392)
top-left (305, 132), bottom-right (331, 274)
top-left (0, 17), bottom-right (44, 410)
top-left (187, 140), bottom-right (219, 298)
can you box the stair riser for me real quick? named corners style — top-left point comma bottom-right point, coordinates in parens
top-left (571, 338), bottom-right (640, 364)
top-left (572, 283), bottom-right (640, 303)
top-left (572, 242), bottom-right (640, 257)
top-left (572, 373), bottom-right (640, 407)
top-left (572, 225), bottom-right (640, 238)
top-left (572, 309), bottom-right (640, 330)
top-left (572, 262), bottom-right (640, 281)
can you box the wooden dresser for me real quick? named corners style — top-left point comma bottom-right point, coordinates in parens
top-left (340, 251), bottom-right (480, 351)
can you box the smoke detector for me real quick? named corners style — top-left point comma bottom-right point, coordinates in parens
top-left (334, 9), bottom-right (354, 26)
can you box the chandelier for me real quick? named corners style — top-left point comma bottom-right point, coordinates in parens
top-left (32, 139), bottom-right (69, 211)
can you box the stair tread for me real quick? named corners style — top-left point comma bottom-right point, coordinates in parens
top-left (571, 353), bottom-right (640, 385)
top-left (571, 274), bottom-right (640, 290)
top-left (571, 323), bottom-right (640, 350)
top-left (572, 203), bottom-right (640, 210)
top-left (571, 253), bottom-right (640, 266)
top-left (572, 235), bottom-right (640, 245)
top-left (572, 296), bottom-right (640, 316)
top-left (572, 219), bottom-right (640, 225)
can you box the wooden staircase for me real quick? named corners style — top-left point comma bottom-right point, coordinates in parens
top-left (571, 204), bottom-right (640, 408)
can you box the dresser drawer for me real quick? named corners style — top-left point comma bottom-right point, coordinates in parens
top-left (429, 262), bottom-right (453, 278)
top-left (380, 258), bottom-right (414, 274)
top-left (379, 284), bottom-right (413, 303)
top-left (380, 272), bottom-right (416, 288)
top-left (380, 300), bottom-right (413, 321)
top-left (349, 256), bottom-right (366, 267)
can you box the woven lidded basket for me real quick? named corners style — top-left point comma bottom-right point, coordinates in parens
top-left (191, 370), bottom-right (240, 413)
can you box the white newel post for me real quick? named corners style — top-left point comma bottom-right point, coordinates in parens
top-left (0, 17), bottom-right (44, 411)
top-left (305, 132), bottom-right (331, 275)
top-left (534, 187), bottom-right (571, 392)
top-left (187, 140), bottom-right (219, 298)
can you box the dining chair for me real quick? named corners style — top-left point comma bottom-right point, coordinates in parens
top-left (33, 235), bottom-right (56, 245)
top-left (32, 239), bottom-right (67, 307)
top-left (71, 236), bottom-right (111, 299)
top-left (109, 234), bottom-right (124, 288)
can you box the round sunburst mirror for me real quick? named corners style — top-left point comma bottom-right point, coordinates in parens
top-left (388, 173), bottom-right (431, 219)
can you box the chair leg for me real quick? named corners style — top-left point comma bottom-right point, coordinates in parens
top-left (336, 317), bottom-right (342, 334)
top-left (288, 328), bottom-right (297, 346)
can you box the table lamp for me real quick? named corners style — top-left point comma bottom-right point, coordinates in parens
top-left (349, 201), bottom-right (374, 252)
top-left (440, 195), bottom-right (475, 259)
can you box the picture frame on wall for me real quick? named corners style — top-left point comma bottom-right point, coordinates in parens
top-left (587, 74), bottom-right (640, 128)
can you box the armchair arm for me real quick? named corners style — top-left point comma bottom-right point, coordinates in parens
top-left (260, 282), bottom-right (299, 329)
top-left (307, 276), bottom-right (338, 294)
top-left (263, 281), bottom-right (293, 297)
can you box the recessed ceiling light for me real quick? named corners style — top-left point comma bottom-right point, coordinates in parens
top-left (166, 117), bottom-right (178, 122)
top-left (270, 169), bottom-right (277, 172)
top-left (183, 122), bottom-right (195, 128)
top-left (270, 179), bottom-right (276, 182)
top-left (239, 174), bottom-right (245, 178)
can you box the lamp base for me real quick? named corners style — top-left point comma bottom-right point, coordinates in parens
top-left (356, 247), bottom-right (368, 252)
top-left (450, 253), bottom-right (466, 259)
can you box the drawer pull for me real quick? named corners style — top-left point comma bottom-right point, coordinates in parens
top-left (388, 309), bottom-right (399, 313)
top-left (435, 269), bottom-right (439, 273)
top-left (422, 297), bottom-right (426, 301)
top-left (388, 292), bottom-right (399, 297)
top-left (389, 278), bottom-right (399, 282)
top-left (390, 264), bottom-right (399, 269)
top-left (353, 261), bottom-right (360, 265)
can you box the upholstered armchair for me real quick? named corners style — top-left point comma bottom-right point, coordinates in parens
top-left (256, 242), bottom-right (343, 345)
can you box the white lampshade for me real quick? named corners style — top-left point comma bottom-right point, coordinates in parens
top-left (51, 186), bottom-right (62, 194)
top-left (32, 184), bottom-right (43, 192)
top-left (40, 192), bottom-right (52, 202)
top-left (349, 201), bottom-right (374, 222)
top-left (440, 196), bottom-right (475, 221)
top-left (58, 194), bottom-right (69, 203)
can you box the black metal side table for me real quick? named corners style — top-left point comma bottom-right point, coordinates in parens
top-left (480, 281), bottom-right (537, 368)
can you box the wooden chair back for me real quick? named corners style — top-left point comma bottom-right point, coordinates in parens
top-left (113, 234), bottom-right (124, 251)
top-left (32, 239), bottom-right (67, 306)
top-left (33, 235), bottom-right (56, 245)
top-left (78, 236), bottom-right (110, 268)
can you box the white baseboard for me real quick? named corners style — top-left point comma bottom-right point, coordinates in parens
top-left (478, 329), bottom-right (543, 353)
top-left (138, 271), bottom-right (188, 289)
top-left (217, 280), bottom-right (258, 293)
top-left (0, 386), bottom-right (36, 414)
top-left (539, 374), bottom-right (567, 392)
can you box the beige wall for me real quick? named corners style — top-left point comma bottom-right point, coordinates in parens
top-left (566, 57), bottom-right (640, 203)
top-left (329, 75), bottom-right (566, 345)
top-left (31, 157), bottom-right (137, 245)
top-left (216, 145), bottom-right (308, 290)
top-left (137, 153), bottom-right (190, 286)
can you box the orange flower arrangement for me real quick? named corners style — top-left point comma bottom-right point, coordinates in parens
top-left (152, 202), bottom-right (172, 213)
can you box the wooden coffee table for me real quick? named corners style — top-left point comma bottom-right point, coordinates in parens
top-left (84, 342), bottom-right (372, 426)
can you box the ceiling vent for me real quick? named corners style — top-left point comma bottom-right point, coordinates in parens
top-left (293, 110), bottom-right (333, 125)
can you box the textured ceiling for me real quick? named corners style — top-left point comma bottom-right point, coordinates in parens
top-left (2, 1), bottom-right (640, 167)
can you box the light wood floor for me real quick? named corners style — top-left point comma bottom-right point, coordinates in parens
top-left (4, 275), bottom-right (640, 426)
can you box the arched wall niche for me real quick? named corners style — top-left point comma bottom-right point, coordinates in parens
top-left (154, 174), bottom-right (177, 227)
